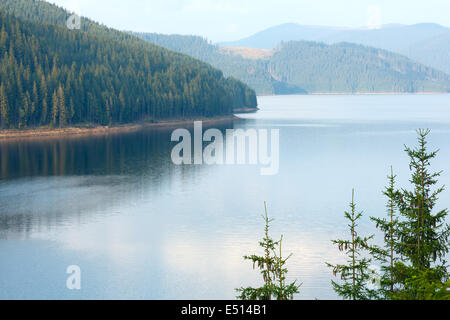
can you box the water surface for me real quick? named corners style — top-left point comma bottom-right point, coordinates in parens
top-left (1, 94), bottom-right (449, 299)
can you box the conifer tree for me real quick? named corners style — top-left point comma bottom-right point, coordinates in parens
top-left (57, 85), bottom-right (66, 127)
top-left (105, 98), bottom-right (112, 126)
top-left (391, 129), bottom-right (450, 299)
top-left (20, 92), bottom-right (30, 128)
top-left (69, 99), bottom-right (75, 125)
top-left (273, 235), bottom-right (301, 300)
top-left (327, 190), bottom-right (379, 300)
top-left (0, 4), bottom-right (257, 129)
top-left (236, 202), bottom-right (300, 300)
top-left (51, 90), bottom-right (58, 127)
top-left (32, 81), bottom-right (38, 120)
top-left (395, 129), bottom-right (450, 269)
top-left (40, 75), bottom-right (48, 125)
top-left (370, 167), bottom-right (401, 298)
top-left (0, 83), bottom-right (9, 128)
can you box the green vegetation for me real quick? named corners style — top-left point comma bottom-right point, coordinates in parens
top-left (239, 130), bottom-right (449, 300)
top-left (389, 129), bottom-right (450, 299)
top-left (136, 33), bottom-right (450, 95)
top-left (269, 41), bottom-right (450, 93)
top-left (134, 33), bottom-right (303, 96)
top-left (330, 129), bottom-right (450, 300)
top-left (326, 190), bottom-right (379, 300)
top-left (0, 0), bottom-right (256, 129)
top-left (370, 167), bottom-right (401, 297)
top-left (220, 22), bottom-right (450, 76)
top-left (236, 202), bottom-right (301, 300)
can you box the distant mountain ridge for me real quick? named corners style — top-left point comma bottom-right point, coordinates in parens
top-left (219, 23), bottom-right (450, 75)
top-left (219, 23), bottom-right (345, 49)
top-left (136, 32), bottom-right (450, 95)
top-left (269, 41), bottom-right (450, 93)
top-left (398, 31), bottom-right (450, 75)
top-left (134, 32), bottom-right (306, 95)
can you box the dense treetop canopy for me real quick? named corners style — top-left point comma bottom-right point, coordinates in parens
top-left (0, 0), bottom-right (257, 129)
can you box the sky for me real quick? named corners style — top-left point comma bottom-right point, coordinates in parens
top-left (49, 0), bottom-right (450, 42)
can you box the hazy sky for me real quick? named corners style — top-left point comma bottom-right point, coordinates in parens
top-left (49, 0), bottom-right (450, 42)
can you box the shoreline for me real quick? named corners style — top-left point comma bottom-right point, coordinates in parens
top-left (309, 92), bottom-right (450, 95)
top-left (0, 115), bottom-right (240, 141)
top-left (233, 107), bottom-right (260, 113)
top-left (258, 92), bottom-right (450, 96)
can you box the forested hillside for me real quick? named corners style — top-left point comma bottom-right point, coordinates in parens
top-left (134, 33), bottom-right (306, 95)
top-left (0, 0), bottom-right (257, 129)
top-left (137, 33), bottom-right (450, 95)
top-left (399, 32), bottom-right (450, 75)
top-left (220, 23), bottom-right (450, 76)
top-left (268, 41), bottom-right (450, 93)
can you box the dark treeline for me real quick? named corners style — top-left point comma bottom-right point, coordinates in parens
top-left (0, 0), bottom-right (257, 129)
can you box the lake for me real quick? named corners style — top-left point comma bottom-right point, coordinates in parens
top-left (0, 94), bottom-right (449, 300)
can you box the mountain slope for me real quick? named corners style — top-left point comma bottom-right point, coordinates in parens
top-left (219, 23), bottom-right (342, 49)
top-left (220, 23), bottom-right (450, 75)
top-left (135, 32), bottom-right (306, 95)
top-left (320, 23), bottom-right (449, 53)
top-left (398, 32), bottom-right (450, 75)
top-left (220, 23), bottom-right (449, 52)
top-left (269, 41), bottom-right (450, 93)
top-left (136, 32), bottom-right (450, 95)
top-left (0, 0), bottom-right (257, 129)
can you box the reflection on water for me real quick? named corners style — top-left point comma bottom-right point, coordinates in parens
top-left (0, 122), bottom-right (235, 239)
top-left (0, 95), bottom-right (450, 299)
top-left (1, 126), bottom-right (191, 179)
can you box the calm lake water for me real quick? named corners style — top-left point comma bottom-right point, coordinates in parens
top-left (0, 94), bottom-right (450, 300)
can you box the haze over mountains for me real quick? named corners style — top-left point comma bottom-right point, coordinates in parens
top-left (0, 0), bottom-right (448, 130)
top-left (269, 41), bottom-right (450, 93)
top-left (219, 23), bottom-right (450, 75)
top-left (137, 26), bottom-right (450, 95)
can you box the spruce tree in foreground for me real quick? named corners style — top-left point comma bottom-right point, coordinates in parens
top-left (273, 235), bottom-right (302, 300)
top-left (236, 202), bottom-right (300, 300)
top-left (327, 190), bottom-right (379, 300)
top-left (391, 129), bottom-right (450, 299)
top-left (370, 167), bottom-right (401, 298)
